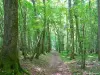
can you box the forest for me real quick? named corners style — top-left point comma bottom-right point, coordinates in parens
top-left (0, 0), bottom-right (100, 75)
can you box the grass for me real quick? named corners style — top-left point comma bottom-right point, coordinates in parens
top-left (60, 50), bottom-right (100, 75)
top-left (60, 50), bottom-right (98, 61)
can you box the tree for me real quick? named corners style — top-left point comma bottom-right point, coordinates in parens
top-left (0, 0), bottom-right (29, 74)
top-left (97, 0), bottom-right (100, 61)
top-left (68, 0), bottom-right (75, 59)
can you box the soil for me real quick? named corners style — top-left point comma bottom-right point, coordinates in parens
top-left (22, 51), bottom-right (72, 75)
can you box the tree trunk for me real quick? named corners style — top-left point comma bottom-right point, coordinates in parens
top-left (41, 0), bottom-right (46, 54)
top-left (81, 24), bottom-right (86, 69)
top-left (47, 21), bottom-right (51, 52)
top-left (1, 0), bottom-right (19, 74)
top-left (97, 0), bottom-right (100, 61)
top-left (22, 7), bottom-right (27, 59)
top-left (0, 0), bottom-right (30, 74)
top-left (68, 0), bottom-right (75, 59)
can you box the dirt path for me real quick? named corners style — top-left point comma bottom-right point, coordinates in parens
top-left (22, 51), bottom-right (100, 75)
top-left (48, 51), bottom-right (72, 75)
top-left (22, 51), bottom-right (72, 75)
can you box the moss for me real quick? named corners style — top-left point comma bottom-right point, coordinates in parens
top-left (0, 61), bottom-right (30, 75)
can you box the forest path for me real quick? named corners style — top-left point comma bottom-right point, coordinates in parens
top-left (48, 51), bottom-right (72, 75)
top-left (22, 51), bottom-right (72, 75)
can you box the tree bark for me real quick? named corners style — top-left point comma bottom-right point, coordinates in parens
top-left (1, 0), bottom-right (19, 74)
top-left (97, 0), bottom-right (100, 61)
top-left (68, 0), bottom-right (75, 59)
top-left (0, 0), bottom-right (29, 74)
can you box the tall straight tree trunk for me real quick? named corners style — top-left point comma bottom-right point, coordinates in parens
top-left (57, 29), bottom-right (61, 53)
top-left (74, 0), bottom-right (81, 54)
top-left (81, 24), bottom-right (86, 69)
top-left (97, 0), bottom-right (100, 61)
top-left (80, 0), bottom-right (86, 69)
top-left (66, 10), bottom-right (69, 52)
top-left (68, 0), bottom-right (75, 59)
top-left (0, 0), bottom-right (21, 74)
top-left (66, 26), bottom-right (69, 51)
top-left (22, 7), bottom-right (27, 59)
top-left (0, 1), bottom-right (30, 74)
top-left (41, 0), bottom-right (46, 54)
top-left (74, 14), bottom-right (80, 53)
top-left (47, 21), bottom-right (51, 52)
